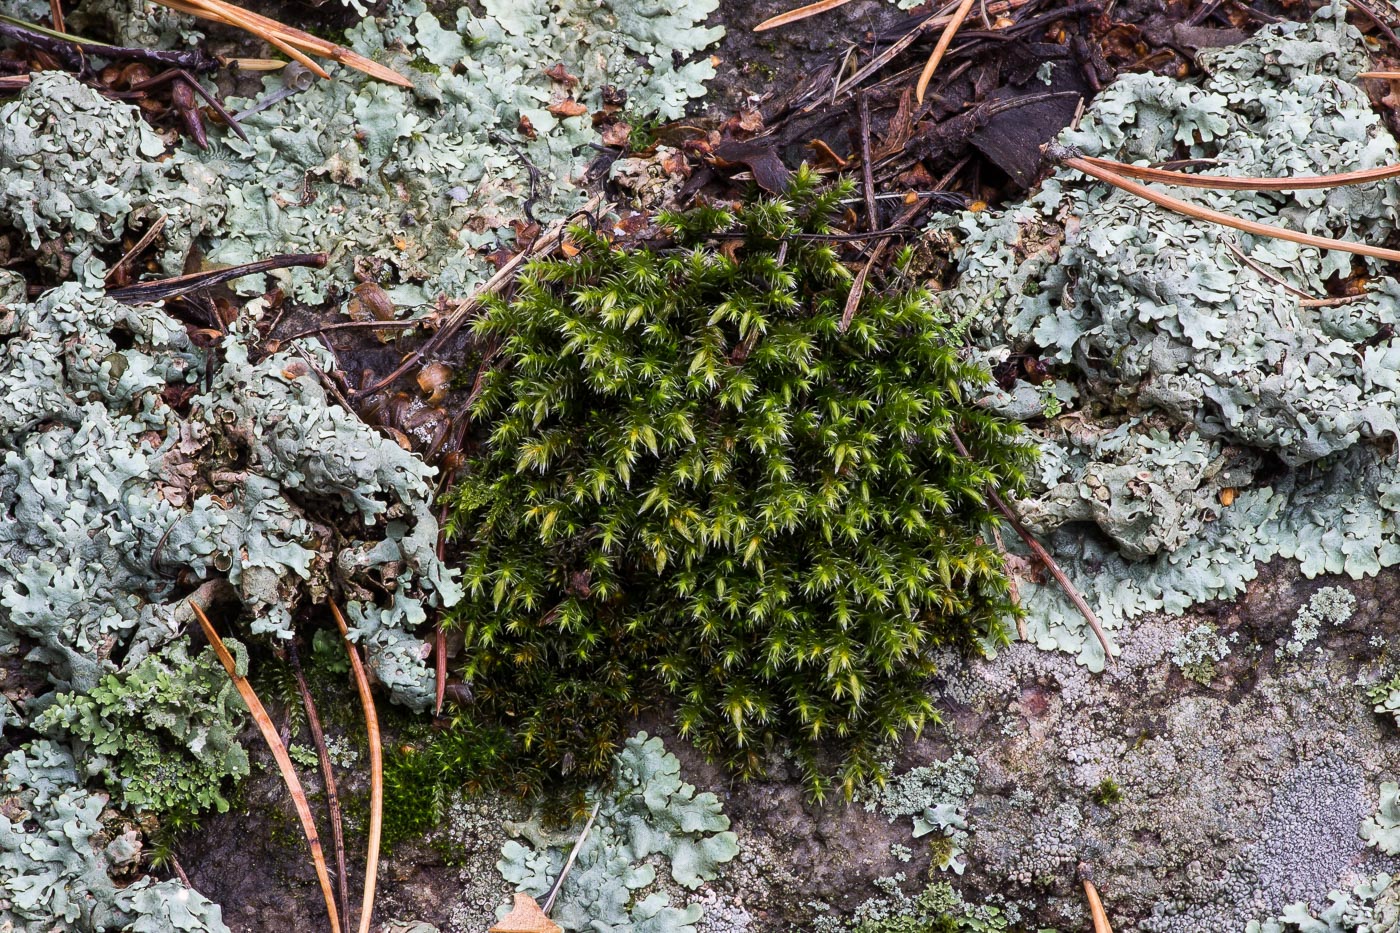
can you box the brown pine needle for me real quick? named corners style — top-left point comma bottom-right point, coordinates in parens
top-left (916, 0), bottom-right (975, 103)
top-left (289, 644), bottom-right (351, 933)
top-left (150, 0), bottom-right (410, 86)
top-left (1063, 155), bottom-right (1400, 264)
top-left (754, 0), bottom-right (859, 31)
top-left (190, 602), bottom-right (341, 933)
top-left (1082, 874), bottom-right (1113, 933)
top-left (160, 0), bottom-right (328, 77)
top-left (48, 0), bottom-right (63, 32)
top-left (329, 599), bottom-right (382, 933)
top-left (1079, 154), bottom-right (1400, 191)
top-left (1359, 70), bottom-right (1400, 79)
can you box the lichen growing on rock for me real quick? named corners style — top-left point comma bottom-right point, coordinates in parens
top-left (1172, 623), bottom-right (1232, 684)
top-left (1284, 586), bottom-right (1357, 657)
top-left (497, 733), bottom-right (739, 933)
top-left (0, 71), bottom-right (224, 286)
top-left (0, 741), bottom-right (229, 931)
top-left (938, 11), bottom-right (1400, 669)
top-left (202, 0), bottom-right (723, 307)
top-left (35, 639), bottom-right (250, 818)
top-left (0, 70), bottom-right (458, 928)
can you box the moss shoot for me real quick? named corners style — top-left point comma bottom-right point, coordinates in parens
top-left (439, 170), bottom-right (1033, 799)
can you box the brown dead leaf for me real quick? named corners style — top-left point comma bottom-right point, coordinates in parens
top-left (544, 62), bottom-right (579, 87)
top-left (547, 98), bottom-right (588, 118)
top-left (518, 114), bottom-right (538, 139)
top-left (601, 121), bottom-right (633, 147)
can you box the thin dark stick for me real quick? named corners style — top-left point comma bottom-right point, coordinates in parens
top-left (858, 93), bottom-right (879, 233)
top-left (122, 68), bottom-right (248, 143)
top-left (355, 199), bottom-right (599, 398)
top-left (105, 213), bottom-right (167, 284)
top-left (839, 182), bottom-right (941, 331)
top-left (1349, 0), bottom-right (1400, 53)
top-left (277, 319), bottom-right (421, 344)
top-left (170, 853), bottom-right (193, 888)
top-left (948, 427), bottom-right (1115, 662)
top-left (288, 643), bottom-right (351, 933)
top-left (0, 16), bottom-right (217, 70)
top-left (108, 253), bottom-right (327, 303)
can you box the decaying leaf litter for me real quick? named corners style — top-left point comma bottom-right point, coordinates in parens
top-left (6, 0), bottom-right (1400, 930)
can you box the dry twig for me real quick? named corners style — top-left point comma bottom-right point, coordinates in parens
top-left (288, 643), bottom-right (351, 933)
top-left (948, 428), bottom-right (1116, 663)
top-left (190, 602), bottom-right (341, 933)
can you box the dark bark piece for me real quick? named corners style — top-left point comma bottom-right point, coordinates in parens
top-left (712, 138), bottom-right (794, 193)
top-left (969, 51), bottom-right (1089, 188)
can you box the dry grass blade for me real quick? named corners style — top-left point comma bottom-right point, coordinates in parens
top-left (1359, 70), bottom-right (1400, 78)
top-left (1080, 154), bottom-right (1400, 190)
top-left (189, 602), bottom-right (341, 933)
top-left (150, 0), bottom-right (411, 86)
top-left (1064, 155), bottom-right (1400, 264)
top-left (915, 0), bottom-right (976, 102)
top-left (754, 0), bottom-right (859, 31)
top-left (329, 599), bottom-right (382, 933)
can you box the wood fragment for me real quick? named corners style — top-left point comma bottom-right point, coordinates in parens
top-left (1062, 155), bottom-right (1400, 264)
top-left (329, 599), bottom-right (382, 933)
top-left (858, 93), bottom-right (878, 232)
top-left (916, 0), bottom-right (977, 103)
top-left (189, 602), bottom-right (341, 933)
top-left (104, 214), bottom-right (167, 284)
top-left (490, 894), bottom-right (561, 933)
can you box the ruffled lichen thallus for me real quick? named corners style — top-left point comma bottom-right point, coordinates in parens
top-left (443, 170), bottom-right (1035, 797)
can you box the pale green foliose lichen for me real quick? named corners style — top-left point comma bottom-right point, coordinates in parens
top-left (861, 753), bottom-right (978, 876)
top-left (1284, 586), bottom-right (1356, 657)
top-left (1248, 873), bottom-right (1400, 932)
top-left (811, 879), bottom-right (1017, 933)
top-left (201, 0), bottom-right (722, 307)
top-left (34, 639), bottom-right (250, 816)
top-left (0, 74), bottom-right (459, 927)
top-left (1361, 782), bottom-right (1400, 856)
top-left (939, 11), bottom-right (1400, 670)
top-left (0, 741), bottom-right (229, 931)
top-left (497, 733), bottom-right (739, 933)
top-left (0, 72), bottom-right (225, 287)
